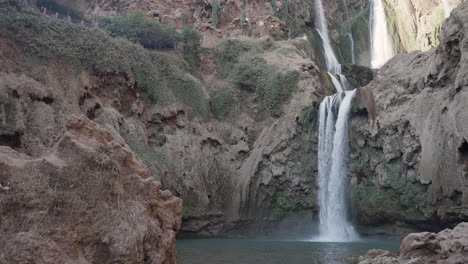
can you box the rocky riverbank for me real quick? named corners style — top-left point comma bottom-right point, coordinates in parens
top-left (359, 222), bottom-right (468, 264)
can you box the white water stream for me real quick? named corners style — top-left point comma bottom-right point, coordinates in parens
top-left (316, 91), bottom-right (359, 242)
top-left (370, 0), bottom-right (394, 68)
top-left (443, 0), bottom-right (458, 18)
top-left (342, 0), bottom-right (356, 64)
top-left (313, 0), bottom-right (358, 242)
top-left (314, 4), bottom-right (348, 93)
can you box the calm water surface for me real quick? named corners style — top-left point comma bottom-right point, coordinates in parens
top-left (177, 238), bottom-right (400, 264)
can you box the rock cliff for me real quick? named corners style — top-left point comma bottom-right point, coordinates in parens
top-left (2, 0), bottom-right (468, 242)
top-left (0, 116), bottom-right (182, 264)
top-left (0, 1), bottom-right (329, 237)
top-left (350, 1), bottom-right (468, 232)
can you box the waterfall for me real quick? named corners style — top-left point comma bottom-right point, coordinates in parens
top-left (314, 0), bottom-right (349, 92)
top-left (443, 0), bottom-right (457, 18)
top-left (313, 0), bottom-right (358, 242)
top-left (315, 21), bottom-right (340, 74)
top-left (317, 90), bottom-right (359, 242)
top-left (347, 33), bottom-right (356, 64)
top-left (342, 0), bottom-right (356, 64)
top-left (370, 0), bottom-right (394, 68)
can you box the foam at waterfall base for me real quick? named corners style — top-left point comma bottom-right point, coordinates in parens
top-left (309, 224), bottom-right (360, 243)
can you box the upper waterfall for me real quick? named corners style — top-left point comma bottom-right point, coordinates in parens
top-left (314, 0), bottom-right (348, 92)
top-left (313, 0), bottom-right (358, 242)
top-left (443, 0), bottom-right (458, 18)
top-left (342, 0), bottom-right (356, 64)
top-left (314, 2), bottom-right (340, 74)
top-left (370, 0), bottom-right (394, 68)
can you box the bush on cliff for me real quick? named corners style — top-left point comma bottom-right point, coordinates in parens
top-left (0, 2), bottom-right (208, 117)
top-left (180, 26), bottom-right (202, 70)
top-left (258, 65), bottom-right (299, 117)
top-left (231, 53), bottom-right (300, 117)
top-left (233, 56), bottom-right (267, 92)
top-left (99, 12), bottom-right (179, 49)
top-left (99, 12), bottom-right (202, 68)
top-left (210, 85), bottom-right (235, 120)
top-left (214, 38), bottom-right (261, 78)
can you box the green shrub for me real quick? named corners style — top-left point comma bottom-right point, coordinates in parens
top-left (0, 3), bottom-right (208, 116)
top-left (258, 66), bottom-right (300, 117)
top-left (211, 0), bottom-right (219, 27)
top-left (214, 39), bottom-right (259, 78)
top-left (181, 26), bottom-right (202, 70)
top-left (281, 0), bottom-right (289, 22)
top-left (99, 12), bottom-right (179, 49)
top-left (227, 49), bottom-right (300, 117)
top-left (124, 134), bottom-right (166, 176)
top-left (36, 0), bottom-right (85, 21)
top-left (210, 86), bottom-right (234, 120)
top-left (270, 192), bottom-right (294, 221)
top-left (150, 53), bottom-right (209, 117)
top-left (232, 56), bottom-right (267, 92)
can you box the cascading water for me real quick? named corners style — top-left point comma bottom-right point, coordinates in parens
top-left (316, 91), bottom-right (359, 242)
top-left (443, 0), bottom-right (457, 18)
top-left (314, 0), bottom-right (348, 92)
top-left (347, 33), bottom-right (356, 64)
top-left (313, 0), bottom-right (358, 242)
top-left (342, 0), bottom-right (356, 64)
top-left (370, 0), bottom-right (394, 68)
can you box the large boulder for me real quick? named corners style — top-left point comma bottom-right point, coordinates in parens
top-left (359, 222), bottom-right (468, 264)
top-left (0, 116), bottom-right (182, 264)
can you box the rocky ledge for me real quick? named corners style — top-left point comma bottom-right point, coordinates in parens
top-left (0, 116), bottom-right (182, 264)
top-left (359, 222), bottom-right (468, 264)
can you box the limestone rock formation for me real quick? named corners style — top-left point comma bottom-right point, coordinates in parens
top-left (0, 116), bottom-right (182, 264)
top-left (350, 2), bottom-right (468, 231)
top-left (384, 0), bottom-right (464, 52)
top-left (359, 222), bottom-right (468, 264)
top-left (0, 1), bottom-right (329, 238)
top-left (6, 0), bottom-right (468, 241)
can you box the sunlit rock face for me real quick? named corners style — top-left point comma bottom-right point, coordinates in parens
top-left (383, 0), bottom-right (465, 53)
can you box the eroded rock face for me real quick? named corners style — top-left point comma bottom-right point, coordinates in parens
top-left (359, 222), bottom-right (468, 264)
top-left (38, 0), bottom-right (370, 60)
top-left (384, 0), bottom-right (463, 53)
top-left (0, 116), bottom-right (182, 264)
top-left (0, 3), bottom-right (327, 237)
top-left (350, 2), bottom-right (468, 231)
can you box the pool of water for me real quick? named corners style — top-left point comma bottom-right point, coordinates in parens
top-left (177, 238), bottom-right (401, 264)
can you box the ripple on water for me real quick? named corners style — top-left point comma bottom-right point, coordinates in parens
top-left (177, 238), bottom-right (401, 264)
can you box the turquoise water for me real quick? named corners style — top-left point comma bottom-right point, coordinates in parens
top-left (177, 238), bottom-right (401, 264)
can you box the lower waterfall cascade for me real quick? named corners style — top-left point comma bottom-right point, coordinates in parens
top-left (316, 90), bottom-right (359, 242)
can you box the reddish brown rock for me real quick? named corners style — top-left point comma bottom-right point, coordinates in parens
top-left (0, 116), bottom-right (182, 264)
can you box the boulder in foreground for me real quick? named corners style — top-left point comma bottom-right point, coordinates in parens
top-left (0, 116), bottom-right (182, 264)
top-left (359, 222), bottom-right (468, 264)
